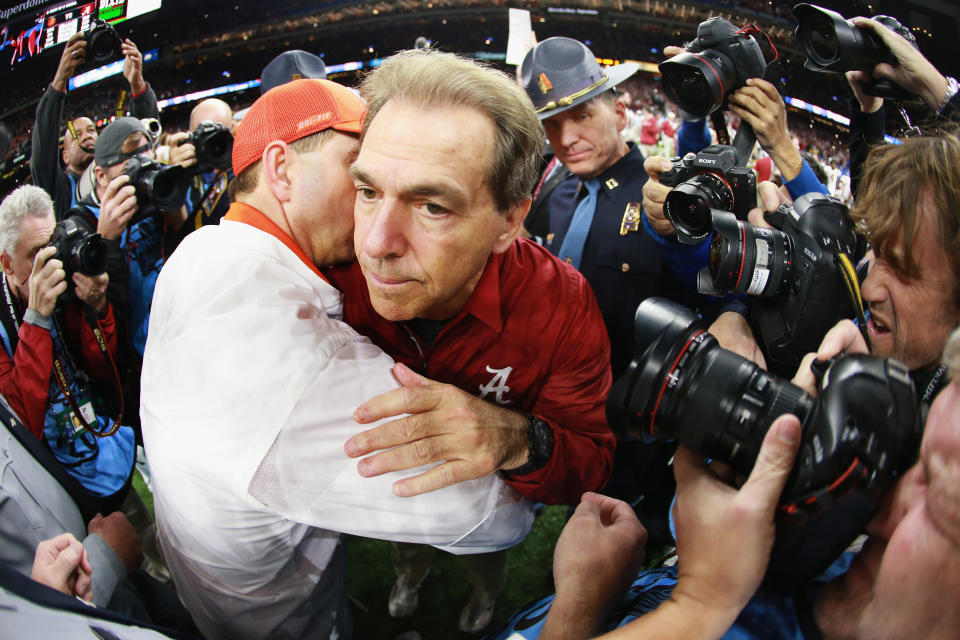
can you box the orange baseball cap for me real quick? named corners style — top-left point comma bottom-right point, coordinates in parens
top-left (232, 78), bottom-right (366, 176)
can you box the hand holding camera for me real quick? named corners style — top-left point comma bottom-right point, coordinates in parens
top-left (28, 246), bottom-right (67, 317)
top-left (98, 174), bottom-right (139, 240)
top-left (52, 33), bottom-right (87, 93)
top-left (640, 156), bottom-right (678, 236)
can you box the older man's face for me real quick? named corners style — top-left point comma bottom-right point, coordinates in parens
top-left (816, 379), bottom-right (960, 638)
top-left (352, 99), bottom-right (525, 321)
top-left (1, 211), bottom-right (56, 303)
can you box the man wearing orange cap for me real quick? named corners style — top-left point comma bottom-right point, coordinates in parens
top-left (138, 79), bottom-right (533, 640)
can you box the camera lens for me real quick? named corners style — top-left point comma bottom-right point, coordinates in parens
top-left (73, 235), bottom-right (107, 276)
top-left (608, 297), bottom-right (815, 472)
top-left (660, 50), bottom-right (735, 118)
top-left (664, 173), bottom-right (733, 242)
top-left (705, 210), bottom-right (793, 297)
top-left (807, 14), bottom-right (839, 64)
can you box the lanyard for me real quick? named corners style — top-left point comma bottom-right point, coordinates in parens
top-left (49, 306), bottom-right (123, 438)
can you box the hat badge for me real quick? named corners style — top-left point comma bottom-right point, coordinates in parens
top-left (537, 73), bottom-right (553, 95)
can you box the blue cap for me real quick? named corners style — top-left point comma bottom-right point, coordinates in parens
top-left (260, 50), bottom-right (327, 94)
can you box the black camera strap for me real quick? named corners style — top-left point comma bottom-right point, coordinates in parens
top-left (0, 277), bottom-right (21, 356)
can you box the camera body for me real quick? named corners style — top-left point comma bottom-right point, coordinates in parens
top-left (185, 121), bottom-right (233, 174)
top-left (47, 211), bottom-right (107, 279)
top-left (83, 19), bottom-right (123, 66)
top-left (660, 17), bottom-right (769, 118)
top-left (698, 192), bottom-right (863, 376)
top-left (123, 155), bottom-right (189, 224)
top-left (608, 297), bottom-right (921, 592)
top-left (794, 4), bottom-right (919, 99)
top-left (660, 145), bottom-right (757, 245)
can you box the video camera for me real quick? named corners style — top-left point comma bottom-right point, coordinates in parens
top-left (83, 19), bottom-right (123, 67)
top-left (608, 297), bottom-right (922, 593)
top-left (697, 193), bottom-right (866, 376)
top-left (47, 212), bottom-right (107, 279)
top-left (659, 145), bottom-right (757, 245)
top-left (793, 4), bottom-right (919, 100)
top-left (182, 121), bottom-right (233, 174)
top-left (123, 155), bottom-right (189, 225)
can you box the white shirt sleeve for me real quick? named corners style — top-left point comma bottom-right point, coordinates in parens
top-left (247, 333), bottom-right (534, 555)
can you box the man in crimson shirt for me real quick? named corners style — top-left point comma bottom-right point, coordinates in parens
top-left (328, 49), bottom-right (615, 633)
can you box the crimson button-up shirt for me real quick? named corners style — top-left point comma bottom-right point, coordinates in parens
top-left (328, 238), bottom-right (615, 505)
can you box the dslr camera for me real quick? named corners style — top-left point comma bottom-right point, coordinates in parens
top-left (123, 155), bottom-right (189, 225)
top-left (697, 192), bottom-right (865, 376)
top-left (794, 4), bottom-right (919, 99)
top-left (83, 19), bottom-right (123, 66)
top-left (660, 16), bottom-right (770, 118)
top-left (183, 121), bottom-right (233, 174)
top-left (608, 297), bottom-right (921, 593)
top-left (47, 211), bottom-right (107, 279)
top-left (659, 145), bottom-right (757, 244)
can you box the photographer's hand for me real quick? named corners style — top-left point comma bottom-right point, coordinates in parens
top-left (121, 39), bottom-right (147, 96)
top-left (73, 272), bottom-right (108, 313)
top-left (845, 70), bottom-right (884, 114)
top-left (792, 319), bottom-right (870, 395)
top-left (709, 311), bottom-right (766, 368)
top-left (52, 34), bottom-right (86, 93)
top-left (642, 156), bottom-right (678, 236)
top-left (540, 493), bottom-right (647, 640)
top-left (746, 180), bottom-right (790, 229)
top-left (28, 246), bottom-right (67, 317)
top-left (167, 131), bottom-right (196, 170)
top-left (850, 17), bottom-right (948, 112)
top-left (347, 363), bottom-right (530, 497)
top-left (98, 174), bottom-right (138, 240)
top-left (728, 78), bottom-right (803, 182)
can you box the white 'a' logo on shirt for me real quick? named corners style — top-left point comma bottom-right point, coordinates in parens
top-left (478, 365), bottom-right (513, 405)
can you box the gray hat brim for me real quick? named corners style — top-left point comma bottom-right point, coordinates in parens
top-left (536, 62), bottom-right (640, 121)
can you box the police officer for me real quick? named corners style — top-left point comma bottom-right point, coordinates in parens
top-left (520, 37), bottom-right (687, 378)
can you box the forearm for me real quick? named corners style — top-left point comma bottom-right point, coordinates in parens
top-left (641, 214), bottom-right (710, 289)
top-left (766, 140), bottom-right (803, 183)
top-left (593, 593), bottom-right (739, 640)
top-left (783, 160), bottom-right (829, 200)
top-left (30, 87), bottom-right (66, 194)
top-left (677, 119), bottom-right (711, 156)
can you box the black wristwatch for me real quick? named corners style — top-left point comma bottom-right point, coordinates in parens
top-left (503, 413), bottom-right (554, 476)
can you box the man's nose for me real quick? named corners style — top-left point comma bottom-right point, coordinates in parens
top-left (358, 199), bottom-right (407, 260)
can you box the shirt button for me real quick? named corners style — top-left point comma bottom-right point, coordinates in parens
top-left (621, 263), bottom-right (630, 272)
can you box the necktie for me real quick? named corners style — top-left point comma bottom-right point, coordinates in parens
top-left (558, 178), bottom-right (600, 270)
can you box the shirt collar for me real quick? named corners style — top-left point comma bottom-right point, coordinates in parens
top-left (455, 249), bottom-right (504, 333)
top-left (224, 202), bottom-right (330, 284)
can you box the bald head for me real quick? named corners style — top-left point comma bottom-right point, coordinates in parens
top-left (190, 99), bottom-right (234, 132)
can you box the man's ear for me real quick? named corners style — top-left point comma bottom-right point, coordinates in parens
top-left (261, 140), bottom-right (293, 203)
top-left (94, 165), bottom-right (109, 190)
top-left (613, 97), bottom-right (628, 134)
top-left (0, 252), bottom-right (13, 277)
top-left (492, 195), bottom-right (532, 254)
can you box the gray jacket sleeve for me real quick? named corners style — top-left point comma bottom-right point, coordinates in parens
top-left (81, 533), bottom-right (126, 607)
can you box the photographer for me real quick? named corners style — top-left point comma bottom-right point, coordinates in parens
top-left (493, 324), bottom-right (960, 639)
top-left (712, 128), bottom-right (960, 402)
top-left (77, 117), bottom-right (184, 361)
top-left (167, 98), bottom-right (236, 250)
top-left (31, 32), bottom-right (159, 220)
top-left (0, 185), bottom-right (134, 507)
top-left (846, 16), bottom-right (960, 196)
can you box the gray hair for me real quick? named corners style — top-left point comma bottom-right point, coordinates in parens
top-left (0, 185), bottom-right (54, 257)
top-left (359, 48), bottom-right (544, 212)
